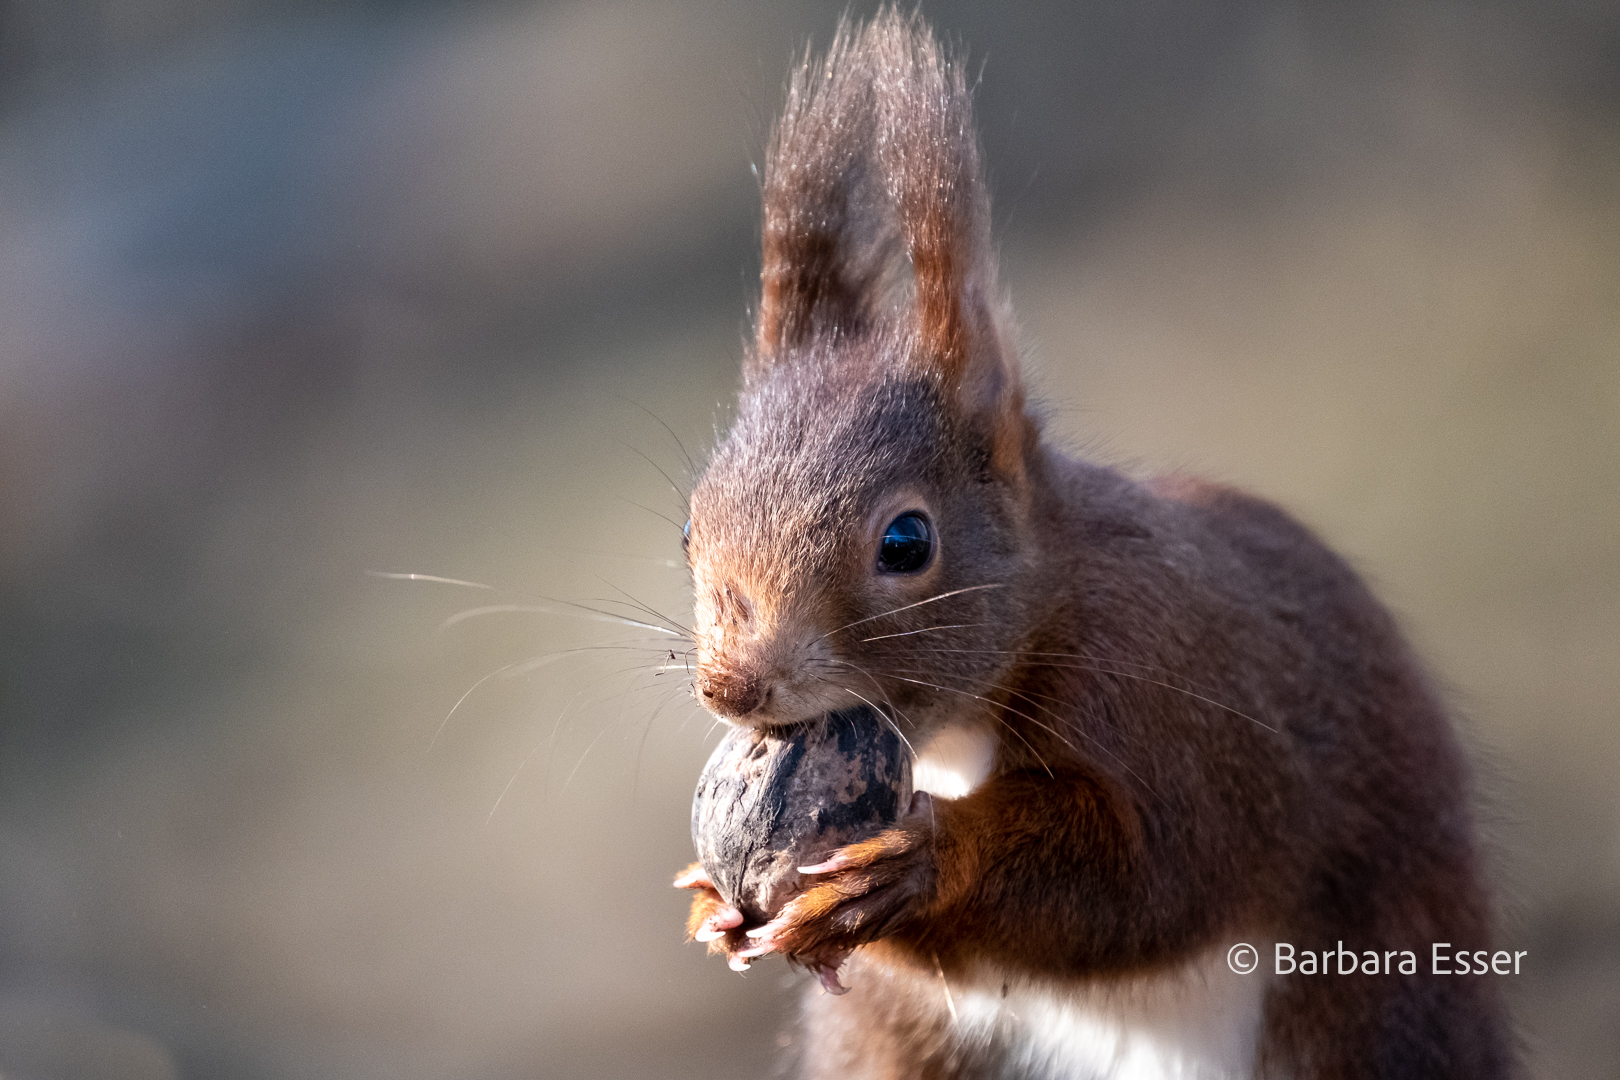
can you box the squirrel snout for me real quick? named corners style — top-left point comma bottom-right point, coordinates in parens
top-left (696, 668), bottom-right (767, 719)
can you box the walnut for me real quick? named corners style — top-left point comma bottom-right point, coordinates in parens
top-left (690, 705), bottom-right (912, 925)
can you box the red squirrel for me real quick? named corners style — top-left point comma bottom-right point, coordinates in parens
top-left (673, 12), bottom-right (1516, 1078)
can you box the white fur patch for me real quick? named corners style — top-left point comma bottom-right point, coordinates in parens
top-left (911, 723), bottom-right (996, 799)
top-left (944, 947), bottom-right (1268, 1079)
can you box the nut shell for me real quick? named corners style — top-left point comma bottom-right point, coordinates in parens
top-left (690, 705), bottom-right (912, 925)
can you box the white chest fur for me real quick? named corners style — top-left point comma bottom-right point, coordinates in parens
top-left (911, 723), bottom-right (997, 799)
top-left (943, 949), bottom-right (1268, 1080)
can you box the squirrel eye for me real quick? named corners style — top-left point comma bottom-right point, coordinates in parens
top-left (682, 519), bottom-right (692, 554)
top-left (877, 513), bottom-right (932, 574)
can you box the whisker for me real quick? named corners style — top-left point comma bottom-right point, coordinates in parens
top-left (811, 655), bottom-right (900, 715)
top-left (442, 604), bottom-right (551, 628)
top-left (485, 754), bottom-right (534, 824)
top-left (875, 673), bottom-right (1066, 776)
top-left (485, 668), bottom-right (691, 823)
top-left (443, 595), bottom-right (683, 637)
top-left (532, 543), bottom-right (684, 569)
top-left (591, 552), bottom-right (686, 568)
top-left (631, 684), bottom-right (694, 800)
top-left (583, 599), bottom-right (692, 638)
top-left (615, 495), bottom-right (690, 536)
top-left (503, 643), bottom-right (674, 679)
top-left (889, 649), bottom-right (1275, 733)
top-left (537, 659), bottom-right (683, 776)
top-left (487, 666), bottom-right (668, 823)
top-left (839, 683), bottom-right (917, 761)
top-left (570, 604), bottom-right (684, 637)
top-left (386, 570), bottom-right (686, 638)
top-left (860, 623), bottom-right (987, 643)
top-left (1067, 669), bottom-right (1274, 733)
top-left (817, 583), bottom-right (1007, 642)
top-left (369, 571), bottom-right (494, 591)
top-left (586, 577), bottom-right (694, 636)
top-left (612, 393), bottom-right (699, 479)
top-left (440, 604), bottom-right (683, 636)
top-left (884, 646), bottom-right (1248, 708)
top-left (672, 704), bottom-right (707, 737)
top-left (431, 659), bottom-right (525, 751)
top-left (809, 654), bottom-right (924, 742)
top-left (865, 666), bottom-right (1077, 752)
top-left (563, 721), bottom-right (627, 797)
top-left (887, 666), bottom-right (1163, 802)
top-left (965, 677), bottom-right (1155, 757)
top-left (817, 659), bottom-right (1055, 778)
top-left (623, 443), bottom-right (692, 511)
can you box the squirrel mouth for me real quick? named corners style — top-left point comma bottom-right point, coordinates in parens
top-left (765, 702), bottom-right (894, 738)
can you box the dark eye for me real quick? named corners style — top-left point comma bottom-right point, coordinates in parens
top-left (877, 513), bottom-right (933, 574)
top-left (682, 519), bottom-right (691, 554)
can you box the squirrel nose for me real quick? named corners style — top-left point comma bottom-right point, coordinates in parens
top-left (697, 668), bottom-right (766, 718)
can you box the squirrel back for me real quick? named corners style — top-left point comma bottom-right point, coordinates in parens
top-left (676, 12), bottom-right (1515, 1078)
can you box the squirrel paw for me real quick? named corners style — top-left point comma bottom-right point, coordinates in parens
top-left (673, 862), bottom-right (753, 970)
top-left (738, 792), bottom-right (939, 987)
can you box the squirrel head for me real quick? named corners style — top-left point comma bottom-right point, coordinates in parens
top-left (687, 13), bottom-right (1040, 735)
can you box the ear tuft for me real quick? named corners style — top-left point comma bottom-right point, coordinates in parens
top-left (867, 11), bottom-right (995, 375)
top-left (749, 11), bottom-right (1030, 484)
top-left (751, 19), bottom-right (893, 376)
top-left (866, 10), bottom-right (1027, 479)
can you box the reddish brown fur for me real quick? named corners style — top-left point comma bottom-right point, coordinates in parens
top-left (676, 10), bottom-right (1515, 1078)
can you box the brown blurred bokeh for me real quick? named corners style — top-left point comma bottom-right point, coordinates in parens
top-left (0, 2), bottom-right (1615, 1077)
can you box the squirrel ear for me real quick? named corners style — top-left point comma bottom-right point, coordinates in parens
top-left (749, 21), bottom-right (893, 378)
top-left (749, 13), bottom-right (1029, 481)
top-left (872, 13), bottom-right (1028, 480)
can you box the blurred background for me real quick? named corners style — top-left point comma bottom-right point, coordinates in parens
top-left (0, 1), bottom-right (1615, 1077)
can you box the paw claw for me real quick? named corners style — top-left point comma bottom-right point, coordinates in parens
top-left (695, 906), bottom-right (743, 941)
top-left (699, 813), bottom-right (935, 979)
top-left (673, 866), bottom-right (712, 889)
top-left (813, 962), bottom-right (848, 995)
top-left (797, 855), bottom-right (852, 875)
